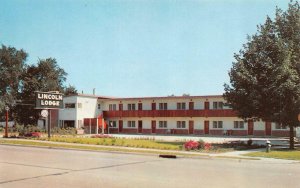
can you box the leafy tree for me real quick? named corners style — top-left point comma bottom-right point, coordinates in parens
top-left (64, 85), bottom-right (77, 96)
top-left (16, 58), bottom-right (67, 125)
top-left (0, 45), bottom-right (27, 120)
top-left (224, 1), bottom-right (300, 149)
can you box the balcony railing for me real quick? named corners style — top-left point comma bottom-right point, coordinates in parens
top-left (103, 109), bottom-right (237, 118)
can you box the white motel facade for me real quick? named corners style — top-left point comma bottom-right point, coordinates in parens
top-left (44, 93), bottom-right (300, 137)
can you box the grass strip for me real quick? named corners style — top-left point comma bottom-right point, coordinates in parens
top-left (243, 150), bottom-right (300, 161)
top-left (0, 139), bottom-right (208, 158)
top-left (213, 156), bottom-right (260, 160)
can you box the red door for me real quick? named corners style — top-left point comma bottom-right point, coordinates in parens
top-left (151, 120), bottom-right (156, 134)
top-left (204, 121), bottom-right (209, 134)
top-left (265, 122), bottom-right (272, 136)
top-left (138, 120), bottom-right (143, 133)
top-left (152, 103), bottom-right (156, 110)
top-left (138, 103), bottom-right (143, 110)
top-left (204, 102), bottom-right (209, 110)
top-left (189, 102), bottom-right (194, 110)
top-left (248, 119), bottom-right (254, 135)
top-left (119, 120), bottom-right (123, 133)
top-left (119, 104), bottom-right (123, 111)
top-left (189, 121), bottom-right (194, 134)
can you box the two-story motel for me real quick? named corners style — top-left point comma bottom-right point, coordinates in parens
top-left (46, 93), bottom-right (300, 137)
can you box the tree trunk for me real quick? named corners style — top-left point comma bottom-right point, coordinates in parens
top-left (289, 126), bottom-right (294, 150)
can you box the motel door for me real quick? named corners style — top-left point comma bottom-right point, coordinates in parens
top-left (189, 121), bottom-right (194, 134)
top-left (138, 121), bottom-right (143, 133)
top-left (119, 120), bottom-right (123, 133)
top-left (248, 120), bottom-right (254, 135)
top-left (151, 121), bottom-right (156, 134)
top-left (265, 122), bottom-right (272, 136)
top-left (204, 121), bottom-right (209, 134)
top-left (204, 102), bottom-right (210, 110)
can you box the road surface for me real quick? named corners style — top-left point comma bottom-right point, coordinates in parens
top-left (0, 145), bottom-right (299, 188)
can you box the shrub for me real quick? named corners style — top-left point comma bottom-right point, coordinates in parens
top-left (18, 125), bottom-right (44, 136)
top-left (24, 132), bottom-right (42, 138)
top-left (184, 140), bottom-right (199, 150)
top-left (198, 141), bottom-right (212, 150)
top-left (51, 127), bottom-right (77, 135)
top-left (203, 143), bottom-right (212, 150)
top-left (91, 134), bottom-right (112, 138)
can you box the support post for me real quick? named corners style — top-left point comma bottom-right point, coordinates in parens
top-left (96, 118), bottom-right (99, 134)
top-left (102, 118), bottom-right (104, 134)
top-left (4, 107), bottom-right (9, 138)
top-left (89, 118), bottom-right (91, 134)
top-left (48, 109), bottom-right (51, 138)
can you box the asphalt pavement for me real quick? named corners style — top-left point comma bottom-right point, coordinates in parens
top-left (0, 145), bottom-right (299, 188)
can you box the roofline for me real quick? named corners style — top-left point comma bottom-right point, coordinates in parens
top-left (104, 95), bottom-right (224, 101)
top-left (64, 93), bottom-right (114, 99)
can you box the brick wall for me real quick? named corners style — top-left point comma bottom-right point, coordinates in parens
top-left (209, 130), bottom-right (223, 135)
top-left (194, 129), bottom-right (204, 135)
top-left (122, 128), bottom-right (138, 134)
top-left (253, 130), bottom-right (265, 136)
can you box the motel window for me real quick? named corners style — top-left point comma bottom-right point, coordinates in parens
top-left (275, 123), bottom-right (286, 129)
top-left (78, 103), bottom-right (82, 108)
top-left (176, 121), bottom-right (186, 128)
top-left (97, 104), bottom-right (101, 109)
top-left (109, 104), bottom-right (117, 111)
top-left (158, 121), bottom-right (167, 128)
top-left (128, 104), bottom-right (136, 111)
top-left (109, 121), bottom-right (117, 128)
top-left (213, 102), bottom-right (224, 109)
top-left (213, 121), bottom-right (223, 129)
top-left (65, 103), bottom-right (75, 108)
top-left (159, 103), bottom-right (168, 110)
top-left (234, 121), bottom-right (244, 129)
top-left (128, 121), bottom-right (136, 128)
top-left (177, 102), bottom-right (186, 110)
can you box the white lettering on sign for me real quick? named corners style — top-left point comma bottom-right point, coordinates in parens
top-left (41, 100), bottom-right (60, 106)
top-left (37, 93), bottom-right (63, 101)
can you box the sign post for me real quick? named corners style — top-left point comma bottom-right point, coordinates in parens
top-left (35, 91), bottom-right (63, 138)
top-left (4, 106), bottom-right (9, 138)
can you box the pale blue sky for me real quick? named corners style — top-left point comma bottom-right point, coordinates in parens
top-left (0, 0), bottom-right (288, 97)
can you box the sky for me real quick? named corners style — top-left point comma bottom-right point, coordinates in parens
top-left (0, 0), bottom-right (289, 97)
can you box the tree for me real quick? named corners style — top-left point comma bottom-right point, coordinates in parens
top-left (0, 45), bottom-right (27, 120)
top-left (224, 1), bottom-right (300, 149)
top-left (16, 58), bottom-right (67, 125)
top-left (64, 85), bottom-right (77, 96)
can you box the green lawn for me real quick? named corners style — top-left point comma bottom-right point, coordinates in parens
top-left (0, 139), bottom-right (186, 155)
top-left (39, 136), bottom-right (182, 150)
top-left (244, 149), bottom-right (300, 160)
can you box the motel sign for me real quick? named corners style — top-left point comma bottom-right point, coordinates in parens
top-left (35, 91), bottom-right (64, 109)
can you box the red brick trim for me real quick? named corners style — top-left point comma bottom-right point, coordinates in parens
top-left (231, 130), bottom-right (247, 136)
top-left (121, 128), bottom-right (138, 134)
top-left (209, 130), bottom-right (223, 135)
top-left (194, 129), bottom-right (204, 135)
top-left (272, 130), bottom-right (290, 137)
top-left (156, 129), bottom-right (171, 134)
top-left (142, 129), bottom-right (152, 134)
top-left (253, 130), bottom-right (265, 136)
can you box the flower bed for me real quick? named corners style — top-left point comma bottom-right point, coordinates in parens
top-left (184, 140), bottom-right (212, 151)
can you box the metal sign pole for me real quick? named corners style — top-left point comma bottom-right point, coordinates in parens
top-left (48, 109), bottom-right (51, 138)
top-left (5, 106), bottom-right (9, 138)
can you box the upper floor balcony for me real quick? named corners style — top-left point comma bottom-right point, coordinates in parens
top-left (103, 109), bottom-right (237, 118)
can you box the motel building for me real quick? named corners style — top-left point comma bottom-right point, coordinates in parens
top-left (41, 93), bottom-right (300, 138)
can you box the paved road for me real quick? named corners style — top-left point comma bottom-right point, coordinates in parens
top-left (0, 145), bottom-right (299, 188)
